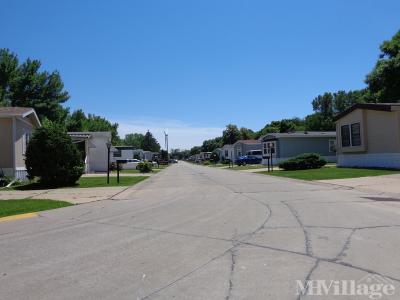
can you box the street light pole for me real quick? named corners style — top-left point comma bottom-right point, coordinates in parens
top-left (164, 131), bottom-right (169, 162)
top-left (106, 141), bottom-right (111, 184)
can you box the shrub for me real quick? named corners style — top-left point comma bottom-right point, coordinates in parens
top-left (0, 176), bottom-right (12, 187)
top-left (137, 161), bottom-right (153, 173)
top-left (279, 153), bottom-right (326, 171)
top-left (203, 160), bottom-right (211, 165)
top-left (25, 122), bottom-right (84, 186)
top-left (222, 158), bottom-right (231, 165)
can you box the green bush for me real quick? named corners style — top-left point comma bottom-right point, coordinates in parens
top-left (203, 160), bottom-right (211, 165)
top-left (279, 153), bottom-right (327, 171)
top-left (222, 158), bottom-right (231, 165)
top-left (25, 122), bottom-right (84, 186)
top-left (0, 176), bottom-right (13, 187)
top-left (137, 161), bottom-right (153, 173)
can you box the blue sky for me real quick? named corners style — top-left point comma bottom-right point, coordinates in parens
top-left (2, 0), bottom-right (400, 149)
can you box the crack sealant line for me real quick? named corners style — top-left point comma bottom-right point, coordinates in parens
top-left (297, 259), bottom-right (321, 300)
top-left (334, 228), bottom-right (357, 261)
top-left (196, 170), bottom-right (273, 242)
top-left (140, 245), bottom-right (236, 300)
top-left (240, 240), bottom-right (400, 284)
top-left (225, 248), bottom-right (237, 300)
top-left (282, 201), bottom-right (313, 257)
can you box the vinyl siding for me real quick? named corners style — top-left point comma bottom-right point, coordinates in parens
top-left (0, 118), bottom-right (13, 168)
top-left (278, 137), bottom-right (334, 158)
top-left (15, 118), bottom-right (35, 168)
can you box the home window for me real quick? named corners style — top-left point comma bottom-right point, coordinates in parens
top-left (341, 123), bottom-right (361, 147)
top-left (351, 123), bottom-right (361, 146)
top-left (341, 125), bottom-right (351, 147)
top-left (263, 143), bottom-right (268, 155)
top-left (329, 140), bottom-right (336, 152)
top-left (224, 150), bottom-right (228, 157)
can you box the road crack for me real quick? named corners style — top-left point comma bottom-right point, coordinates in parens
top-left (282, 201), bottom-right (313, 256)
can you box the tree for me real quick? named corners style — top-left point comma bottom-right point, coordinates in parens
top-left (25, 121), bottom-right (84, 186)
top-left (239, 127), bottom-right (254, 140)
top-left (66, 110), bottom-right (121, 144)
top-left (222, 124), bottom-right (241, 145)
top-left (190, 146), bottom-right (201, 156)
top-left (170, 149), bottom-right (190, 160)
top-left (304, 113), bottom-right (335, 131)
top-left (124, 133), bottom-right (145, 149)
top-left (201, 137), bottom-right (222, 152)
top-left (366, 30), bottom-right (400, 102)
top-left (159, 150), bottom-right (168, 160)
top-left (254, 118), bottom-right (305, 138)
top-left (332, 90), bottom-right (366, 113)
top-left (312, 93), bottom-right (334, 117)
top-left (142, 131), bottom-right (161, 152)
top-left (0, 49), bottom-right (18, 105)
top-left (278, 119), bottom-right (296, 133)
top-left (65, 109), bottom-right (86, 132)
top-left (0, 49), bottom-right (70, 122)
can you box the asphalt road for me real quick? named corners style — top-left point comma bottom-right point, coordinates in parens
top-left (1, 162), bottom-right (400, 299)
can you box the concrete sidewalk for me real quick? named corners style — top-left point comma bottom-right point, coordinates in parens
top-left (318, 173), bottom-right (400, 197)
top-left (0, 186), bottom-right (133, 204)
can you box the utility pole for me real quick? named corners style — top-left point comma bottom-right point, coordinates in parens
top-left (164, 131), bottom-right (169, 161)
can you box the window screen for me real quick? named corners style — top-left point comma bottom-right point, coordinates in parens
top-left (351, 123), bottom-right (361, 146)
top-left (341, 125), bottom-right (350, 147)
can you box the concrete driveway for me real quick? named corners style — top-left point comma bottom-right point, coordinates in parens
top-left (319, 173), bottom-right (400, 197)
top-left (1, 162), bottom-right (400, 299)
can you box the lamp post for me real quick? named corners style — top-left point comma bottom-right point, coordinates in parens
top-left (164, 131), bottom-right (169, 162)
top-left (106, 141), bottom-right (111, 184)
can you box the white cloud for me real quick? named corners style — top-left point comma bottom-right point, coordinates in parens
top-left (113, 118), bottom-right (224, 150)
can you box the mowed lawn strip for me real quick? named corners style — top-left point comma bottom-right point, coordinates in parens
top-left (231, 165), bottom-right (266, 170)
top-left (257, 167), bottom-right (400, 181)
top-left (10, 176), bottom-right (148, 190)
top-left (0, 199), bottom-right (73, 218)
top-left (77, 176), bottom-right (148, 188)
top-left (112, 169), bottom-right (161, 174)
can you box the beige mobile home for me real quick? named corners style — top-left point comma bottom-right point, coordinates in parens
top-left (335, 103), bottom-right (400, 169)
top-left (0, 107), bottom-right (41, 179)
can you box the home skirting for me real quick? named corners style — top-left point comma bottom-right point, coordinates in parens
top-left (337, 153), bottom-right (400, 169)
top-left (262, 155), bottom-right (337, 166)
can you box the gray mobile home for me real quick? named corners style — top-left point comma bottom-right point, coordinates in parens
top-left (260, 132), bottom-right (336, 165)
top-left (232, 140), bottom-right (262, 161)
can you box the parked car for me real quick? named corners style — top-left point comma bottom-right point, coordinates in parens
top-left (120, 159), bottom-right (142, 170)
top-left (235, 155), bottom-right (262, 166)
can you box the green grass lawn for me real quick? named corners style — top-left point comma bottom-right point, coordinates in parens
top-left (231, 164), bottom-right (266, 170)
top-left (76, 176), bottom-right (148, 188)
top-left (0, 199), bottom-right (73, 218)
top-left (257, 167), bottom-right (400, 181)
top-left (10, 176), bottom-right (148, 190)
top-left (207, 164), bottom-right (228, 168)
top-left (112, 169), bottom-right (161, 174)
